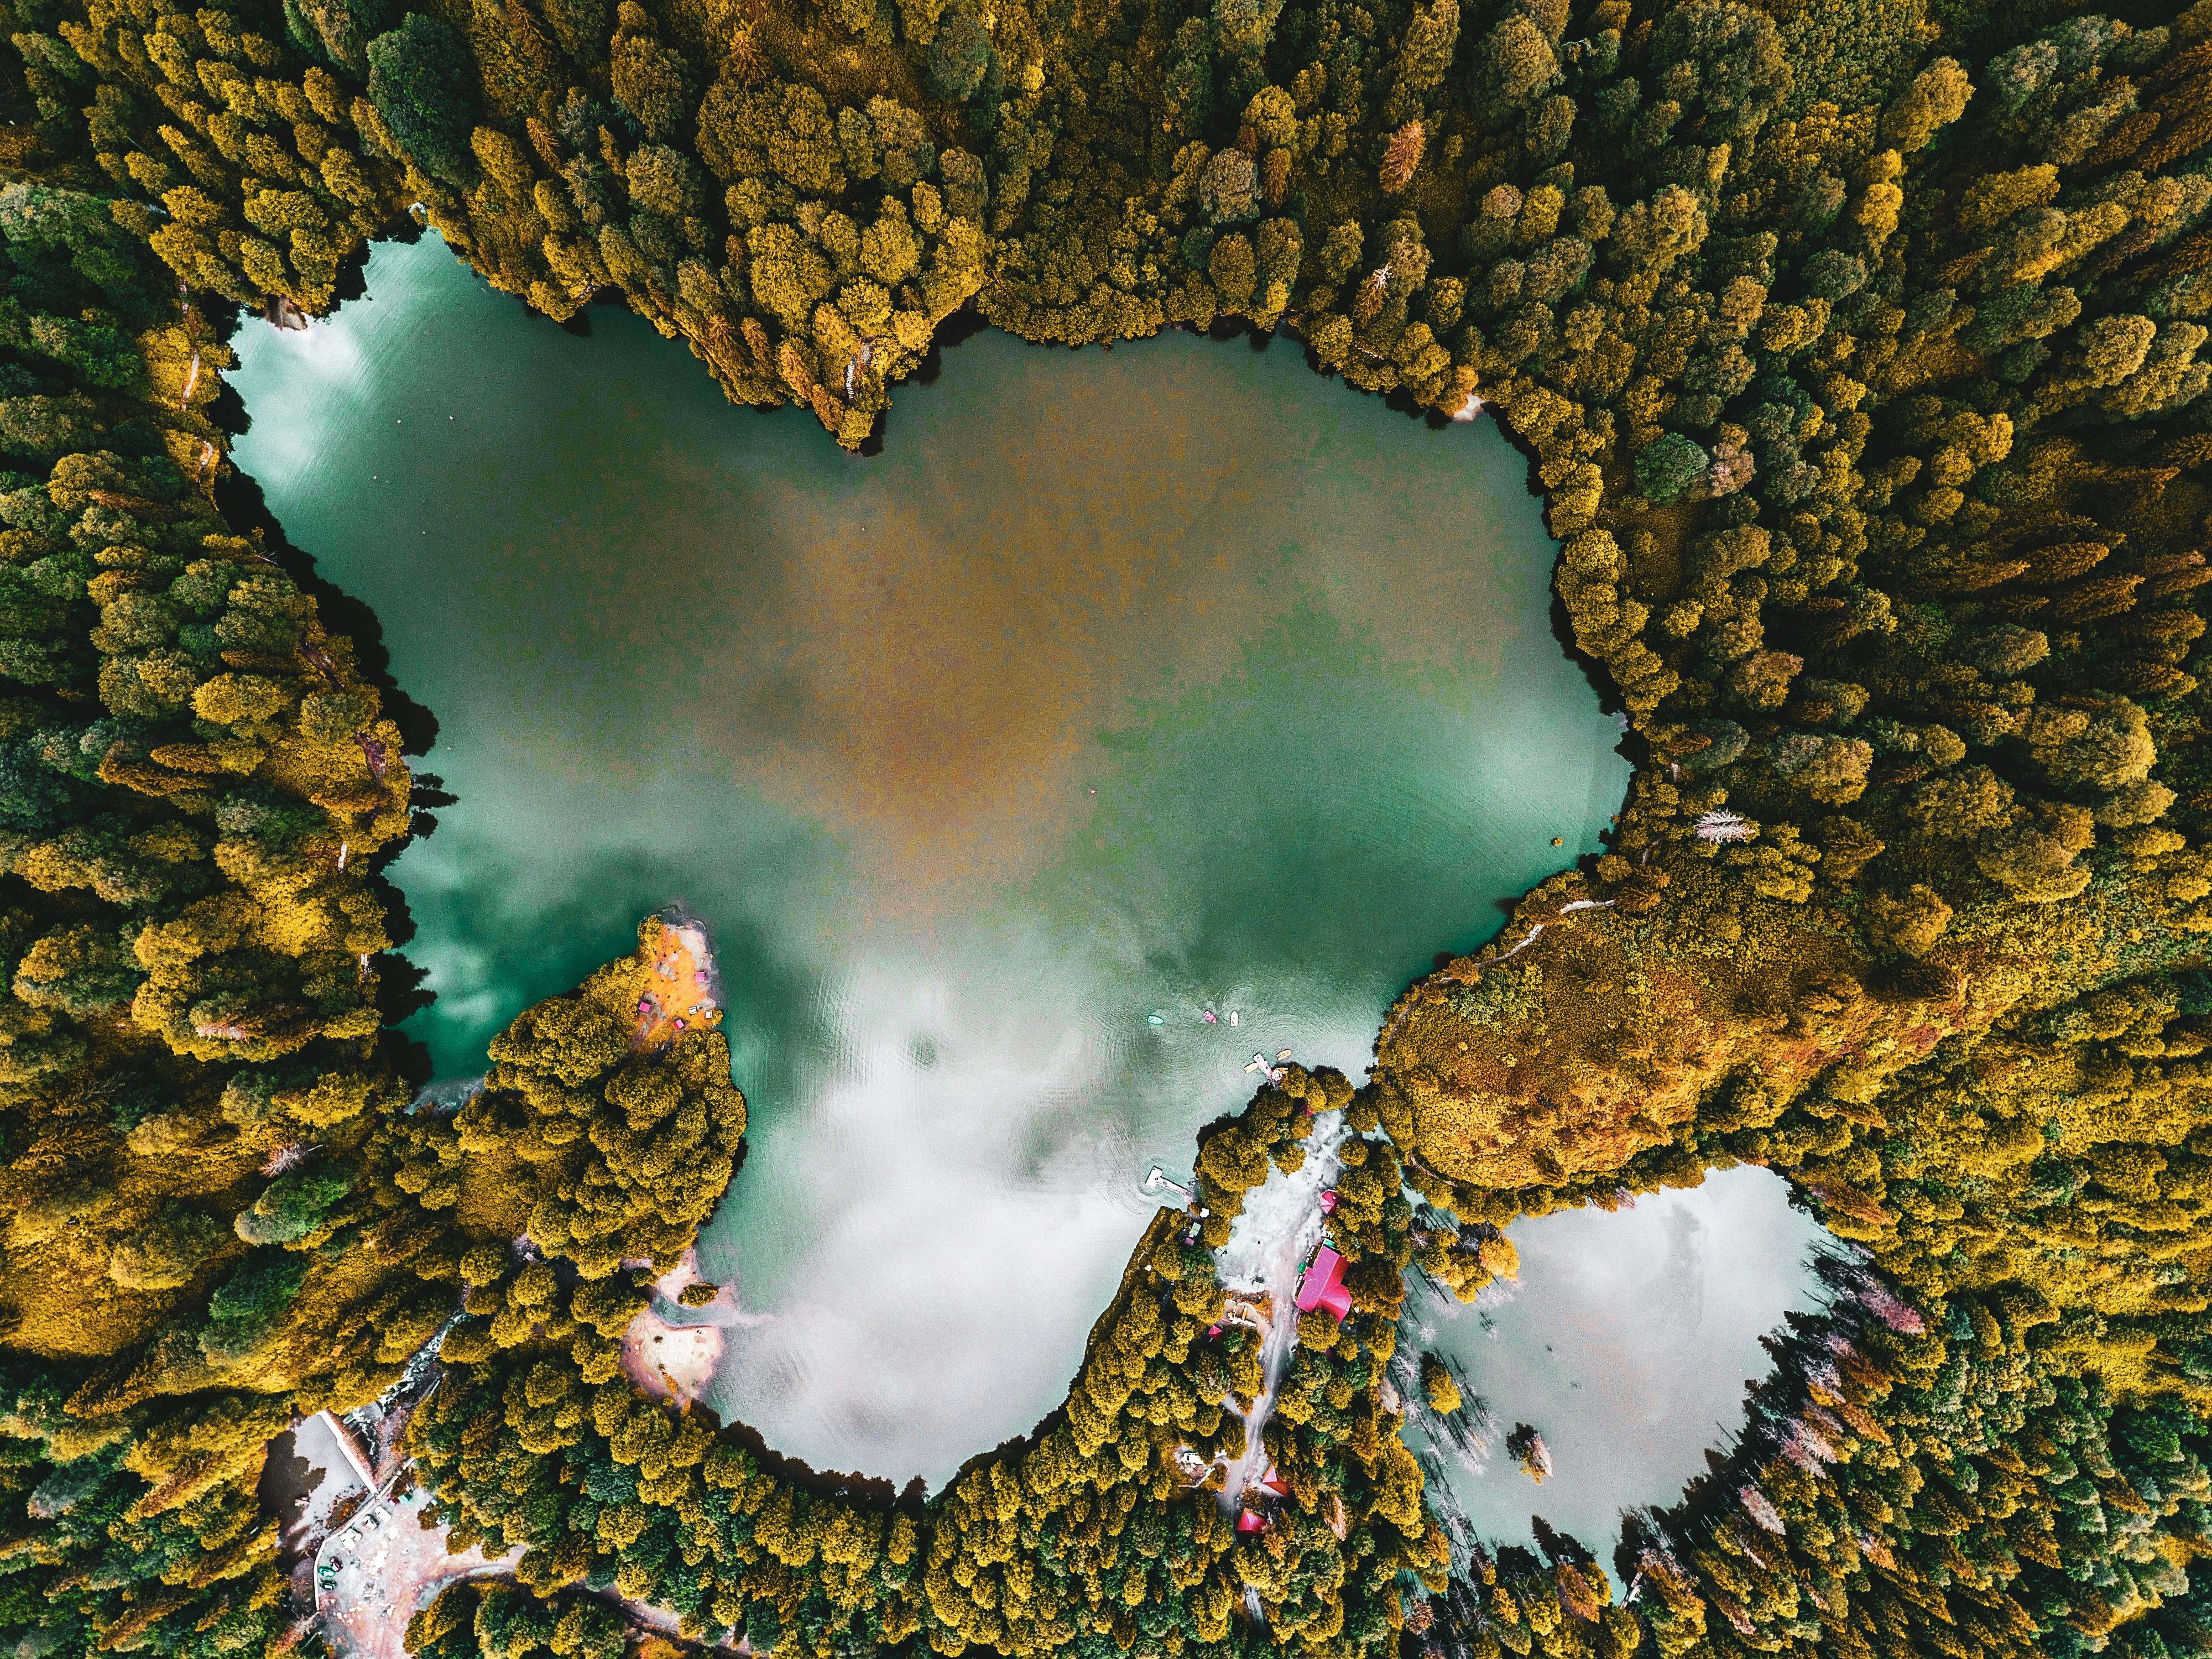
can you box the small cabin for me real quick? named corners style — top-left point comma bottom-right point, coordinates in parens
top-left (1294, 1245), bottom-right (1353, 1322)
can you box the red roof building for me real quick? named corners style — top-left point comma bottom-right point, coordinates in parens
top-left (1295, 1245), bottom-right (1353, 1321)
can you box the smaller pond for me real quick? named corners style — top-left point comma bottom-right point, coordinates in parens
top-left (1404, 1167), bottom-right (1832, 1566)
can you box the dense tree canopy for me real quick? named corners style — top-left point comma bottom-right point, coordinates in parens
top-left (1, 0), bottom-right (2211, 1653)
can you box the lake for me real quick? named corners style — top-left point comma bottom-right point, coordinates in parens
top-left (1403, 1166), bottom-right (1833, 1570)
top-left (229, 232), bottom-right (1647, 1491)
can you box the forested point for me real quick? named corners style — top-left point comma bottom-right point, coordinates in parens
top-left (1, 0), bottom-right (2211, 1652)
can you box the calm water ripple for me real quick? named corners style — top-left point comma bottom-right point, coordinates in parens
top-left (231, 233), bottom-right (1645, 1490)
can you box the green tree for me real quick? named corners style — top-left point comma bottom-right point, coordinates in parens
top-left (367, 15), bottom-right (481, 186)
top-left (1634, 432), bottom-right (1707, 502)
top-left (927, 11), bottom-right (994, 103)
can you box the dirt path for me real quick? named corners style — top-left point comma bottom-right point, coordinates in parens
top-left (1212, 1113), bottom-right (1348, 1518)
top-left (1216, 1228), bottom-right (1307, 1509)
top-left (316, 1486), bottom-right (515, 1659)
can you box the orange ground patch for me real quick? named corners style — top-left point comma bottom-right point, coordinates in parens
top-left (632, 921), bottom-right (722, 1051)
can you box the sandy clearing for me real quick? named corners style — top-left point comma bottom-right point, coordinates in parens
top-left (620, 1245), bottom-right (744, 1407)
top-left (623, 1313), bottom-right (726, 1408)
top-left (634, 920), bottom-right (723, 1051)
top-left (316, 1486), bottom-right (517, 1659)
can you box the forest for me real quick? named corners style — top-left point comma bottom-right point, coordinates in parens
top-left (0, 0), bottom-right (2208, 1650)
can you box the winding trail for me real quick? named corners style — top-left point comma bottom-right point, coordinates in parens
top-left (1375, 898), bottom-right (1615, 1053)
top-left (175, 282), bottom-right (217, 481)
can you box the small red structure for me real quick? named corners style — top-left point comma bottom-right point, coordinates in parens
top-left (1258, 1463), bottom-right (1291, 1498)
top-left (1236, 1509), bottom-right (1269, 1535)
top-left (1295, 1245), bottom-right (1354, 1322)
top-left (1319, 1190), bottom-right (1339, 1214)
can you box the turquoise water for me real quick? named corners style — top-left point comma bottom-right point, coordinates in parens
top-left (230, 233), bottom-right (1634, 1488)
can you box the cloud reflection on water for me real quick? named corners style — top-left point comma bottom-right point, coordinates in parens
top-left (1413, 1167), bottom-right (1830, 1566)
top-left (228, 233), bottom-right (1634, 1493)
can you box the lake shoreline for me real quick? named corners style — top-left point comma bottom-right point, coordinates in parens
top-left (229, 242), bottom-right (1630, 1490)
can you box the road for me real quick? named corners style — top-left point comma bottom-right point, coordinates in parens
top-left (1212, 1112), bottom-right (1348, 1515)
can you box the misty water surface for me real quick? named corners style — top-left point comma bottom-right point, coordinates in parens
top-left (230, 232), bottom-right (1636, 1490)
top-left (1409, 1167), bottom-right (1832, 1564)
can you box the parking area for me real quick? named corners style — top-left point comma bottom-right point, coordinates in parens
top-left (315, 1486), bottom-right (516, 1659)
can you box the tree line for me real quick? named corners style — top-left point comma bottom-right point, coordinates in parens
top-left (1, 0), bottom-right (2211, 1653)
